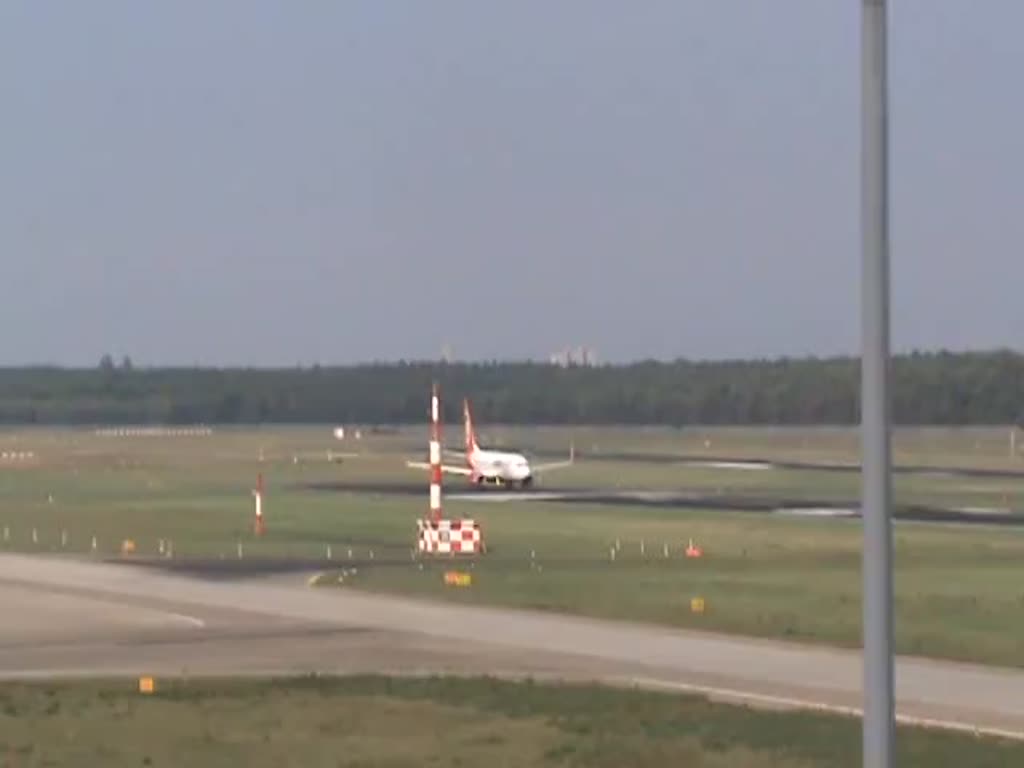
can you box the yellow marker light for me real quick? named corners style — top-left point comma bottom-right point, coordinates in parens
top-left (443, 571), bottom-right (472, 587)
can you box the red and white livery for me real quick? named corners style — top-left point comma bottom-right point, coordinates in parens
top-left (428, 383), bottom-right (443, 520)
top-left (415, 383), bottom-right (486, 556)
top-left (408, 396), bottom-right (574, 489)
top-left (416, 517), bottom-right (484, 555)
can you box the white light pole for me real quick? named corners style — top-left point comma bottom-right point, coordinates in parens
top-left (861, 1), bottom-right (895, 766)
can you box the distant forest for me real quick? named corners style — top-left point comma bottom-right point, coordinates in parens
top-left (0, 349), bottom-right (1022, 426)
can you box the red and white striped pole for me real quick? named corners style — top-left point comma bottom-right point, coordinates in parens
top-left (429, 382), bottom-right (443, 522)
top-left (254, 472), bottom-right (265, 535)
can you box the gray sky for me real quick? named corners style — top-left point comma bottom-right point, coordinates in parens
top-left (2, 1), bottom-right (1022, 366)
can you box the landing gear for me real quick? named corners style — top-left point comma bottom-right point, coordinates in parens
top-left (470, 475), bottom-right (532, 490)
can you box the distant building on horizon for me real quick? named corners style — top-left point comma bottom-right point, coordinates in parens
top-left (549, 345), bottom-right (597, 367)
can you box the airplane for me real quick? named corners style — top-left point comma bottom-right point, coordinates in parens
top-left (406, 397), bottom-right (575, 488)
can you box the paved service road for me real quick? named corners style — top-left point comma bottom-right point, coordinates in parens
top-left (1, 552), bottom-right (1023, 739)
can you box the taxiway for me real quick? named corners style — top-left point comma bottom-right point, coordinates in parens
top-left (1, 552), bottom-right (1023, 739)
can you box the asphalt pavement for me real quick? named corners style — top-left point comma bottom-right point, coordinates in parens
top-left (2, 552), bottom-right (1024, 739)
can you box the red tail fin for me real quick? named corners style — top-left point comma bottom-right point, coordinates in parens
top-left (463, 398), bottom-right (479, 457)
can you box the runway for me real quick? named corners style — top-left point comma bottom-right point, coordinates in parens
top-left (301, 480), bottom-right (1024, 526)
top-left (2, 552), bottom-right (1024, 738)
top-left (395, 439), bottom-right (1024, 479)
top-left (536, 450), bottom-right (1024, 480)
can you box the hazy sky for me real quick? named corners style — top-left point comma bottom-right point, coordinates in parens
top-left (2, 2), bottom-right (1022, 366)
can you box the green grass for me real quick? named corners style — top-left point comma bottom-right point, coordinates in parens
top-left (0, 675), bottom-right (1021, 767)
top-left (3, 427), bottom-right (1024, 667)
top-left (317, 505), bottom-right (1024, 666)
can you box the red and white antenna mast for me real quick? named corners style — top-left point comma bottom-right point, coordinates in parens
top-left (429, 382), bottom-right (443, 522)
top-left (415, 381), bottom-right (484, 557)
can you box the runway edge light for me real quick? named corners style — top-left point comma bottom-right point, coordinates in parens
top-left (138, 676), bottom-right (155, 694)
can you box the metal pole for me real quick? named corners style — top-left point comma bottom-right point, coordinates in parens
top-left (861, 1), bottom-right (894, 766)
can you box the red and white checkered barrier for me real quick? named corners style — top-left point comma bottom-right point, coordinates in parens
top-left (417, 518), bottom-right (484, 555)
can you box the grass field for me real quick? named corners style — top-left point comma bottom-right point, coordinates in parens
top-left (2, 426), bottom-right (1024, 667)
top-left (1, 675), bottom-right (1021, 767)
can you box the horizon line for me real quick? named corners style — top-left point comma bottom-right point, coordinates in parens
top-left (0, 345), bottom-right (1019, 371)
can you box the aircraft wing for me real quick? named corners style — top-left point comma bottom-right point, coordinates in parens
top-left (405, 460), bottom-right (473, 476)
top-left (530, 442), bottom-right (576, 474)
top-left (532, 460), bottom-right (573, 473)
top-left (531, 459), bottom-right (574, 474)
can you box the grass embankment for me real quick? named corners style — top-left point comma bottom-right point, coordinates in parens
top-left (1, 675), bottom-right (1021, 768)
top-left (2, 428), bottom-right (1024, 667)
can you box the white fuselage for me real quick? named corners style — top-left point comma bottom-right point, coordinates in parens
top-left (406, 393), bottom-right (570, 489)
top-left (468, 447), bottom-right (532, 485)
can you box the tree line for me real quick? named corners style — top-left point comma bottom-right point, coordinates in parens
top-left (0, 349), bottom-right (1021, 426)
